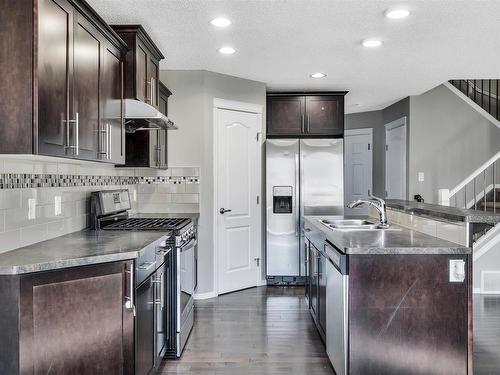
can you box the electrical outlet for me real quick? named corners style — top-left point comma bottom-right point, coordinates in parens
top-left (449, 259), bottom-right (466, 282)
top-left (55, 195), bottom-right (62, 216)
top-left (28, 198), bottom-right (36, 220)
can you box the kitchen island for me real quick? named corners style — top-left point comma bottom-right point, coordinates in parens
top-left (304, 215), bottom-right (472, 375)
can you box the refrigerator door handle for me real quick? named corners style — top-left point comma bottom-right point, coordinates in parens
top-left (294, 151), bottom-right (300, 238)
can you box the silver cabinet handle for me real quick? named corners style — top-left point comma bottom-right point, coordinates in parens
top-left (125, 263), bottom-right (135, 315)
top-left (64, 112), bottom-right (79, 156)
top-left (138, 261), bottom-right (156, 270)
top-left (150, 77), bottom-right (155, 106)
top-left (107, 123), bottom-right (112, 160)
top-left (74, 112), bottom-right (79, 156)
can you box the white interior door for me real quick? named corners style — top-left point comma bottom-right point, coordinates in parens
top-left (345, 129), bottom-right (373, 215)
top-left (215, 102), bottom-right (262, 295)
top-left (385, 117), bottom-right (407, 200)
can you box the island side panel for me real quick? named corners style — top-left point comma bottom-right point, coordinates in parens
top-left (348, 254), bottom-right (470, 375)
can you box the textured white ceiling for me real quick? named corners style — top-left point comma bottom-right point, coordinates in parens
top-left (88, 0), bottom-right (500, 113)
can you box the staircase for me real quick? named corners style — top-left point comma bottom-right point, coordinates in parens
top-left (439, 81), bottom-right (500, 294)
top-left (449, 80), bottom-right (500, 124)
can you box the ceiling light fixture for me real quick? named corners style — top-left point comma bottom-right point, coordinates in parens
top-left (310, 72), bottom-right (326, 78)
top-left (210, 17), bottom-right (231, 27)
top-left (218, 46), bottom-right (236, 55)
top-left (385, 9), bottom-right (410, 19)
top-left (362, 39), bottom-right (383, 48)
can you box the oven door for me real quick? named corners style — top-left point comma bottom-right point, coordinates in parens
top-left (177, 238), bottom-right (196, 329)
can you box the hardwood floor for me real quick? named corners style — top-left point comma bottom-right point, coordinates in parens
top-left (160, 288), bottom-right (500, 374)
top-left (160, 286), bottom-right (334, 374)
top-left (474, 295), bottom-right (500, 375)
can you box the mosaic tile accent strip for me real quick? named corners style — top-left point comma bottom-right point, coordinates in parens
top-left (0, 174), bottom-right (200, 190)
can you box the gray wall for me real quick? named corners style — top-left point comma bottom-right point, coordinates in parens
top-left (345, 110), bottom-right (384, 197)
top-left (345, 97), bottom-right (409, 199)
top-left (409, 84), bottom-right (500, 203)
top-left (161, 70), bottom-right (266, 295)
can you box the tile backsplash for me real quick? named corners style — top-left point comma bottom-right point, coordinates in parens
top-left (0, 156), bottom-right (200, 254)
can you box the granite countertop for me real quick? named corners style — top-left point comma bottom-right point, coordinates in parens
top-left (304, 215), bottom-right (471, 255)
top-left (0, 212), bottom-right (200, 275)
top-left (0, 230), bottom-right (171, 275)
top-left (386, 199), bottom-right (500, 224)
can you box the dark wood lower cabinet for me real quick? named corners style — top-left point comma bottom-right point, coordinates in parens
top-left (0, 261), bottom-right (134, 375)
top-left (348, 254), bottom-right (470, 375)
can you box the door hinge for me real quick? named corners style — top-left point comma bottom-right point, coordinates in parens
top-left (256, 132), bottom-right (261, 141)
top-left (385, 144), bottom-right (388, 151)
top-left (368, 143), bottom-right (371, 150)
top-left (368, 189), bottom-right (371, 195)
top-left (254, 257), bottom-right (260, 267)
top-left (385, 190), bottom-right (388, 197)
top-left (256, 195), bottom-right (260, 204)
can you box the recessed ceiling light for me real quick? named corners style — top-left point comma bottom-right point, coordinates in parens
top-left (385, 9), bottom-right (410, 19)
top-left (218, 46), bottom-right (236, 55)
top-left (310, 72), bottom-right (326, 78)
top-left (210, 17), bottom-right (231, 27)
top-left (362, 39), bottom-right (383, 48)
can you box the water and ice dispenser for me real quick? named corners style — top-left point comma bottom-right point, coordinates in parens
top-left (273, 186), bottom-right (293, 214)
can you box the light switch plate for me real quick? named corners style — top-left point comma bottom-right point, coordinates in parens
top-left (449, 259), bottom-right (466, 282)
top-left (418, 172), bottom-right (425, 182)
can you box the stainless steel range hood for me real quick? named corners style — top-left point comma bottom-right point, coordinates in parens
top-left (123, 99), bottom-right (177, 133)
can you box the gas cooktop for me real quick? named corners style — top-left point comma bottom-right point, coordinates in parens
top-left (102, 217), bottom-right (190, 231)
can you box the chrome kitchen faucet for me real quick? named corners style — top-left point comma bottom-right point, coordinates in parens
top-left (347, 195), bottom-right (389, 228)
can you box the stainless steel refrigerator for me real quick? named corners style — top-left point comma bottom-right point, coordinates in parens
top-left (266, 139), bottom-right (344, 284)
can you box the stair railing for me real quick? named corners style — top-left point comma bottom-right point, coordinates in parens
top-left (439, 150), bottom-right (500, 212)
top-left (449, 79), bottom-right (500, 122)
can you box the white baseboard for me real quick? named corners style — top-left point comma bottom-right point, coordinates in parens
top-left (473, 288), bottom-right (482, 294)
top-left (257, 278), bottom-right (267, 286)
top-left (193, 290), bottom-right (218, 300)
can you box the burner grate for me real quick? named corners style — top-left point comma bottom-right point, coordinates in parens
top-left (104, 217), bottom-right (190, 231)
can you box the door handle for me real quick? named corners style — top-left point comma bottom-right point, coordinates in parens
top-left (124, 263), bottom-right (136, 316)
top-left (219, 208), bottom-right (232, 214)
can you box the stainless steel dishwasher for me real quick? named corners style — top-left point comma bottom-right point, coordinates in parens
top-left (324, 241), bottom-right (349, 375)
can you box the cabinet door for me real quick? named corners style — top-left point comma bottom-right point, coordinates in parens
top-left (305, 96), bottom-right (344, 136)
top-left (73, 14), bottom-right (101, 160)
top-left (147, 57), bottom-right (159, 108)
top-left (19, 261), bottom-right (134, 375)
top-left (149, 131), bottom-right (161, 168)
top-left (267, 96), bottom-right (305, 136)
top-left (318, 253), bottom-right (327, 333)
top-left (38, 0), bottom-right (74, 157)
top-left (136, 42), bottom-right (148, 102)
top-left (101, 43), bottom-right (125, 164)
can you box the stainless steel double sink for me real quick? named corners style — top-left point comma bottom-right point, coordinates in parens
top-left (320, 219), bottom-right (399, 231)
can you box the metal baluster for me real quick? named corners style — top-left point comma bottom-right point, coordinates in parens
top-left (464, 187), bottom-right (467, 209)
top-left (493, 161), bottom-right (497, 213)
top-left (488, 80), bottom-right (492, 115)
top-left (474, 178), bottom-right (477, 210)
top-left (497, 80), bottom-right (499, 121)
top-left (484, 170), bottom-right (487, 212)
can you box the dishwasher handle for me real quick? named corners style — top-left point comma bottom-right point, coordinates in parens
top-left (324, 241), bottom-right (348, 275)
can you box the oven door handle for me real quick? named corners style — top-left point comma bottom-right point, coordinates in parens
top-left (180, 238), bottom-right (197, 252)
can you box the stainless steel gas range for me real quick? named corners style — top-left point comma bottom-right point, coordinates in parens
top-left (90, 189), bottom-right (197, 371)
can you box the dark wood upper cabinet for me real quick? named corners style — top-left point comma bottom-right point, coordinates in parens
top-left (111, 25), bottom-right (164, 109)
top-left (73, 13), bottom-right (102, 160)
top-left (112, 25), bottom-right (171, 169)
top-left (0, 261), bottom-right (134, 375)
top-left (267, 96), bottom-right (305, 136)
top-left (0, 0), bottom-right (127, 162)
top-left (266, 93), bottom-right (346, 138)
top-left (37, 0), bottom-right (74, 157)
top-left (306, 95), bottom-right (344, 135)
top-left (101, 42), bottom-right (125, 164)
